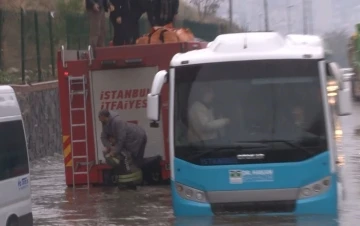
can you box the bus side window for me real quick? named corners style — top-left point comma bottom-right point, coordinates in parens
top-left (174, 84), bottom-right (190, 145)
top-left (0, 120), bottom-right (29, 181)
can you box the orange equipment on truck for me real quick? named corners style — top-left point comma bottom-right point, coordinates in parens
top-left (57, 41), bottom-right (207, 188)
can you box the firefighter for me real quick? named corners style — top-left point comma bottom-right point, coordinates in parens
top-left (109, 0), bottom-right (145, 45)
top-left (146, 0), bottom-right (179, 27)
top-left (99, 109), bottom-right (147, 170)
top-left (103, 136), bottom-right (143, 189)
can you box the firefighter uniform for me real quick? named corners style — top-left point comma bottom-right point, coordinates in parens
top-left (104, 148), bottom-right (143, 187)
top-left (110, 0), bottom-right (145, 45)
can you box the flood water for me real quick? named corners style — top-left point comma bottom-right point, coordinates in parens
top-left (30, 103), bottom-right (360, 226)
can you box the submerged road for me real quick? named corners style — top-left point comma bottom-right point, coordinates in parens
top-left (30, 103), bottom-right (360, 226)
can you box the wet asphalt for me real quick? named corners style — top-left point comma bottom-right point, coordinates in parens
top-left (30, 102), bottom-right (360, 226)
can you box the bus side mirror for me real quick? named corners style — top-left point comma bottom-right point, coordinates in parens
top-left (147, 94), bottom-right (161, 128)
top-left (147, 70), bottom-right (168, 128)
top-left (328, 62), bottom-right (352, 116)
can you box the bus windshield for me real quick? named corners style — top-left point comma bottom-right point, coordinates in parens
top-left (173, 59), bottom-right (328, 166)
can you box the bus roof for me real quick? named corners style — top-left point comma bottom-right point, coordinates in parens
top-left (170, 32), bottom-right (325, 67)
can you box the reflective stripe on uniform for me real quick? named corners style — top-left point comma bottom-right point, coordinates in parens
top-left (117, 170), bottom-right (143, 183)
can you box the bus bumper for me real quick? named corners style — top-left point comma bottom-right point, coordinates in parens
top-left (171, 174), bottom-right (338, 217)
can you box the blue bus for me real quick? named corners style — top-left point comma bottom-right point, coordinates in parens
top-left (147, 32), bottom-right (351, 216)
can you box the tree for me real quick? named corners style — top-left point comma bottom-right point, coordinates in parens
top-left (189, 0), bottom-right (224, 22)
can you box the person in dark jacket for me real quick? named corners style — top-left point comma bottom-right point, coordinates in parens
top-left (98, 109), bottom-right (147, 168)
top-left (85, 0), bottom-right (110, 47)
top-left (146, 0), bottom-right (179, 27)
top-left (109, 0), bottom-right (145, 45)
top-left (130, 0), bottom-right (146, 43)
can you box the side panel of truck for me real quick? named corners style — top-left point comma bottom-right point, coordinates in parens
top-left (89, 67), bottom-right (165, 163)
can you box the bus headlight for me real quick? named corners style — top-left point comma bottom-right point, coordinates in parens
top-left (175, 182), bottom-right (208, 203)
top-left (298, 176), bottom-right (331, 199)
top-left (335, 129), bottom-right (343, 136)
top-left (327, 85), bottom-right (338, 92)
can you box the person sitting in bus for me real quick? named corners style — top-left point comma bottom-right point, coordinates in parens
top-left (187, 86), bottom-right (230, 145)
top-left (109, 0), bottom-right (145, 45)
top-left (98, 109), bottom-right (147, 168)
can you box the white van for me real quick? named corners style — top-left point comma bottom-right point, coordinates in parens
top-left (0, 86), bottom-right (33, 226)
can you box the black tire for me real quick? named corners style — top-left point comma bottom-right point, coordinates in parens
top-left (147, 170), bottom-right (164, 185)
top-left (151, 171), bottom-right (161, 182)
top-left (7, 216), bottom-right (19, 226)
top-left (141, 156), bottom-right (164, 185)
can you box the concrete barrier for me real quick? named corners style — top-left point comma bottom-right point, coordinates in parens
top-left (12, 81), bottom-right (62, 161)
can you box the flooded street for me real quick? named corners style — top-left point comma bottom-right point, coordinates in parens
top-left (30, 157), bottom-right (173, 226)
top-left (30, 102), bottom-right (360, 226)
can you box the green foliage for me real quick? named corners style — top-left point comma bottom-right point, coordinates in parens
top-left (52, 0), bottom-right (85, 48)
top-left (56, 0), bottom-right (84, 15)
top-left (0, 71), bottom-right (15, 84)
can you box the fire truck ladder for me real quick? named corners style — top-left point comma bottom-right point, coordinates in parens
top-left (68, 75), bottom-right (93, 191)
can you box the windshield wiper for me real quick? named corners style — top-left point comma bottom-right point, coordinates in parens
top-left (254, 140), bottom-right (313, 157)
top-left (190, 143), bottom-right (269, 161)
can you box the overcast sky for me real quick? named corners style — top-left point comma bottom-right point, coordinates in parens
top-left (214, 0), bottom-right (358, 35)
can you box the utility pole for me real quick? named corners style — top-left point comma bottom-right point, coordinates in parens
top-left (263, 0), bottom-right (269, 31)
top-left (258, 13), bottom-right (263, 31)
top-left (308, 0), bottom-right (313, 34)
top-left (286, 0), bottom-right (294, 34)
top-left (302, 0), bottom-right (308, 34)
top-left (229, 0), bottom-right (233, 32)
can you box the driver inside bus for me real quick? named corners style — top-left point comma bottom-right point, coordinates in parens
top-left (279, 104), bottom-right (307, 139)
top-left (187, 86), bottom-right (230, 145)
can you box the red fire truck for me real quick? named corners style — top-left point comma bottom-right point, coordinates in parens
top-left (57, 42), bottom-right (207, 188)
